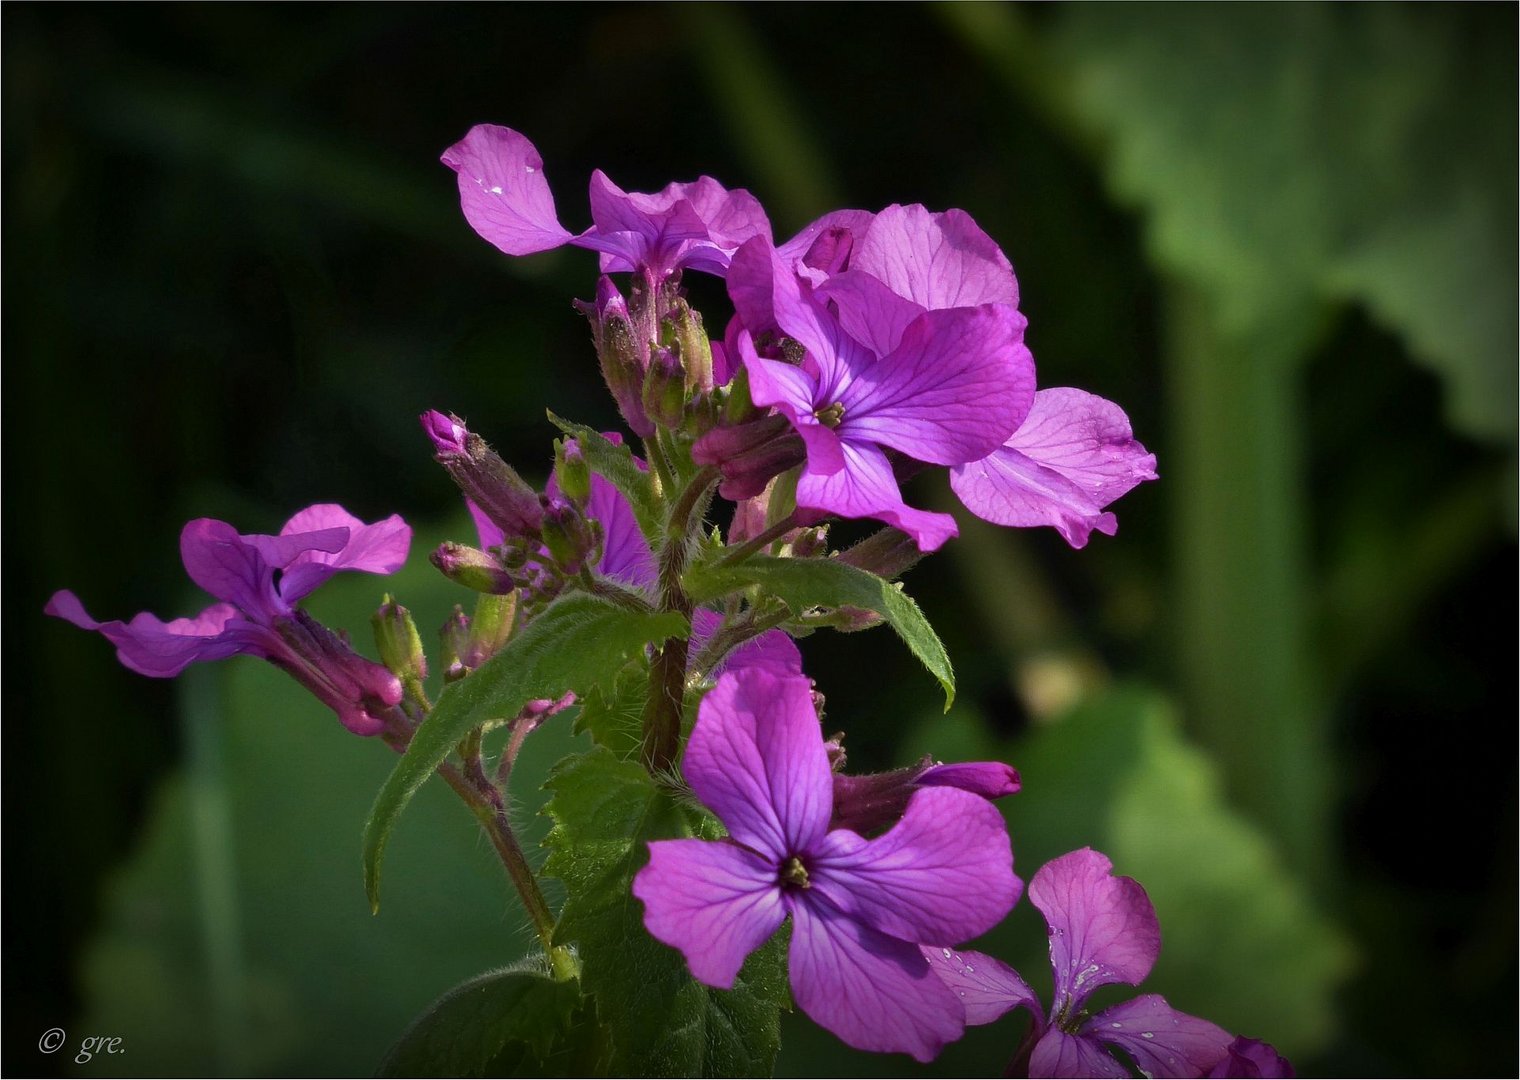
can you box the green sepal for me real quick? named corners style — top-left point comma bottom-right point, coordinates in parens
top-left (547, 412), bottom-right (662, 542)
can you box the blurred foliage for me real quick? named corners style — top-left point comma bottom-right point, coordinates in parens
top-left (4, 4), bottom-right (1513, 1079)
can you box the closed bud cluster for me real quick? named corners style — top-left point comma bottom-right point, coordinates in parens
top-left (663, 296), bottom-right (713, 392)
top-left (372, 594), bottom-right (427, 681)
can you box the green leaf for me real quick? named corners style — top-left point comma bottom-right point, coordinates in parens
top-left (684, 554), bottom-right (955, 709)
top-left (543, 748), bottom-right (789, 1076)
top-left (572, 656), bottom-right (650, 760)
top-left (377, 963), bottom-right (581, 1077)
top-left (547, 411), bottom-right (663, 541)
top-left (362, 594), bottom-right (688, 912)
top-left (1003, 686), bottom-right (1355, 1058)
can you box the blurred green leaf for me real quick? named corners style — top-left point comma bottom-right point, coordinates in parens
top-left (1007, 686), bottom-right (1355, 1058)
top-left (377, 962), bottom-right (580, 1077)
top-left (684, 555), bottom-right (954, 709)
top-left (363, 595), bottom-right (688, 912)
top-left (542, 748), bottom-right (789, 1076)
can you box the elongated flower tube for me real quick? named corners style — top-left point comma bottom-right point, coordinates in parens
top-left (47, 505), bottom-right (411, 735)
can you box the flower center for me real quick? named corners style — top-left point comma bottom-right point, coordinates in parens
top-left (779, 856), bottom-right (811, 890)
top-left (814, 401), bottom-right (846, 428)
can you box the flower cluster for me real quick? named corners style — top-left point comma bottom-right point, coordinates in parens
top-left (43, 123), bottom-right (1288, 1079)
top-left (444, 123), bottom-right (1157, 552)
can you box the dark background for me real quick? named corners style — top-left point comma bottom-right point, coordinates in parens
top-left (5, 5), bottom-right (1515, 1077)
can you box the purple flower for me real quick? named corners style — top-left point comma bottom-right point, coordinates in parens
top-left (725, 236), bottom-right (1035, 551)
top-left (923, 848), bottom-right (1236, 1078)
top-left (799, 206), bottom-right (1157, 549)
top-left (47, 506), bottom-right (411, 735)
top-left (632, 668), bottom-right (1021, 1061)
top-left (441, 125), bottom-right (771, 282)
top-left (1206, 1038), bottom-right (1295, 1078)
top-left (831, 755), bottom-right (1021, 834)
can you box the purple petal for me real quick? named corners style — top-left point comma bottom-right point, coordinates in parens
top-left (852, 204), bottom-right (1020, 311)
top-left (814, 268), bottom-right (927, 357)
top-left (920, 945), bottom-right (1043, 1027)
top-left (838, 305), bottom-right (1035, 467)
top-left (691, 610), bottom-right (804, 678)
top-left (918, 761), bottom-right (1021, 799)
top-left (467, 498), bottom-right (504, 550)
top-left (1206, 1037), bottom-right (1296, 1078)
top-left (1028, 848), bottom-right (1161, 1013)
top-left (420, 409), bottom-right (468, 455)
top-left (950, 388), bottom-right (1158, 548)
top-left (179, 518), bottom-right (284, 616)
top-left (440, 125), bottom-right (572, 256)
top-left (632, 838), bottom-right (785, 989)
top-left (682, 668), bottom-right (832, 861)
top-left (583, 172), bottom-right (770, 278)
top-left (811, 786), bottom-right (1020, 946)
top-left (45, 591), bottom-right (260, 677)
top-left (1029, 1029), bottom-right (1130, 1079)
top-left (274, 505), bottom-right (412, 603)
top-left (1086, 994), bottom-right (1235, 1079)
top-left (776, 208), bottom-right (875, 278)
top-left (586, 475), bottom-right (655, 590)
top-left (795, 439), bottom-right (958, 552)
top-left (788, 896), bottom-right (964, 1063)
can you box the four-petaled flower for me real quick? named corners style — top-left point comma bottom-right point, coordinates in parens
top-left (924, 848), bottom-right (1249, 1078)
top-left (442, 124), bottom-right (771, 282)
top-left (633, 667), bottom-right (1022, 1061)
top-left (47, 505), bottom-right (411, 735)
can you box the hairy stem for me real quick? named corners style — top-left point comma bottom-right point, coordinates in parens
top-left (641, 465), bottom-right (719, 773)
top-left (716, 510), bottom-right (802, 566)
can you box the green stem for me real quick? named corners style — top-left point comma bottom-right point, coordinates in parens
top-left (690, 603), bottom-right (791, 679)
top-left (715, 510), bottom-right (802, 566)
top-left (641, 466), bottom-right (719, 773)
top-left (577, 569), bottom-right (655, 613)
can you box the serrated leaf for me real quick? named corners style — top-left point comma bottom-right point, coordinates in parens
top-left (377, 963), bottom-right (581, 1077)
top-left (547, 411), bottom-right (663, 540)
top-left (683, 555), bottom-right (954, 709)
top-left (542, 748), bottom-right (789, 1076)
top-left (572, 656), bottom-right (650, 760)
top-left (363, 595), bottom-right (688, 911)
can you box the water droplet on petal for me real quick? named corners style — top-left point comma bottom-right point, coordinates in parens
top-left (942, 948), bottom-right (952, 958)
top-left (965, 965), bottom-right (975, 973)
top-left (1141, 1032), bottom-right (1155, 1040)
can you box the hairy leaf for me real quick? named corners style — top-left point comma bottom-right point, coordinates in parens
top-left (543, 749), bottom-right (789, 1076)
top-left (363, 595), bottom-right (687, 911)
top-left (684, 554), bottom-right (954, 708)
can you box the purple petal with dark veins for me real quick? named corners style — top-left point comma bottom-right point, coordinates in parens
top-left (45, 591), bottom-right (264, 677)
top-left (441, 125), bottom-right (572, 256)
top-left (1085, 994), bottom-right (1235, 1079)
top-left (682, 668), bottom-right (832, 861)
top-left (950, 388), bottom-right (1157, 548)
top-left (274, 505), bottom-right (412, 603)
top-left (852, 204), bottom-right (1019, 311)
top-left (1029, 1028), bottom-right (1129, 1079)
top-left (788, 895), bottom-right (965, 1063)
top-left (811, 786), bottom-right (1020, 946)
top-left (920, 945), bottom-right (1043, 1027)
top-left (632, 837), bottom-right (786, 989)
top-left (1029, 848), bottom-right (1161, 1014)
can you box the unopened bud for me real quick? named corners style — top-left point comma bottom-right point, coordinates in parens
top-left (467, 592), bottom-right (517, 665)
top-left (430, 541), bottom-right (515, 594)
top-left (664, 297), bottom-right (714, 392)
top-left (540, 498), bottom-right (599, 575)
top-left (790, 525), bottom-right (829, 559)
top-left (724, 367), bottom-right (759, 425)
top-left (420, 411), bottom-right (543, 541)
top-left (554, 439), bottom-right (591, 505)
top-left (578, 277), bottom-right (653, 438)
top-left (838, 527), bottom-right (923, 581)
top-left (440, 605), bottom-right (470, 676)
top-left (642, 347), bottom-right (687, 430)
top-left (372, 594), bottom-right (427, 680)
